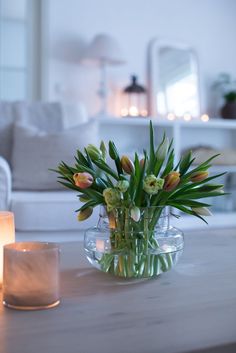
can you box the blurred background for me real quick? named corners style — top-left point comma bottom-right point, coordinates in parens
top-left (1, 0), bottom-right (236, 115)
top-left (0, 0), bottom-right (236, 235)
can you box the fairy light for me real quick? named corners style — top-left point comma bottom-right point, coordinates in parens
top-left (167, 113), bottom-right (176, 121)
top-left (201, 114), bottom-right (209, 122)
top-left (141, 109), bottom-right (148, 117)
top-left (183, 113), bottom-right (192, 121)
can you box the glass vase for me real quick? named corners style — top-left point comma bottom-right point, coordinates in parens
top-left (84, 206), bottom-right (184, 279)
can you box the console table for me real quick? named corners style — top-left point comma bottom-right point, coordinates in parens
top-left (0, 228), bottom-right (236, 353)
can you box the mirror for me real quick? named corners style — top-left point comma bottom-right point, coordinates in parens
top-left (148, 39), bottom-right (201, 118)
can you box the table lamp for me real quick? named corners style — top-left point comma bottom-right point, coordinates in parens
top-left (83, 33), bottom-right (125, 116)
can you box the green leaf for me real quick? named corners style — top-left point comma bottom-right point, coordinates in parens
top-left (129, 173), bottom-right (136, 201)
top-left (134, 153), bottom-right (147, 206)
top-left (183, 154), bottom-right (221, 179)
top-left (171, 190), bottom-right (225, 200)
top-left (58, 181), bottom-right (81, 192)
top-left (76, 150), bottom-right (92, 168)
top-left (92, 159), bottom-right (119, 181)
top-left (147, 120), bottom-right (155, 173)
top-left (169, 203), bottom-right (208, 224)
top-left (105, 175), bottom-right (115, 188)
top-left (77, 200), bottom-right (100, 212)
top-left (167, 199), bottom-right (211, 208)
top-left (179, 150), bottom-right (193, 175)
top-left (73, 162), bottom-right (96, 177)
top-left (161, 149), bottom-right (174, 178)
top-left (84, 148), bottom-right (94, 169)
top-left (196, 184), bottom-right (224, 192)
top-left (153, 133), bottom-right (168, 176)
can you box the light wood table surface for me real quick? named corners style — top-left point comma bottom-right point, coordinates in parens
top-left (1, 229), bottom-right (236, 353)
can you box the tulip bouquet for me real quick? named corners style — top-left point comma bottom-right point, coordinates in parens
top-left (55, 121), bottom-right (225, 278)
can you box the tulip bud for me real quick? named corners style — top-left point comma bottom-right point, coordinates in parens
top-left (140, 158), bottom-right (145, 169)
top-left (103, 188), bottom-right (121, 211)
top-left (163, 171), bottom-right (180, 192)
top-left (116, 180), bottom-right (129, 193)
top-left (143, 175), bottom-right (164, 195)
top-left (86, 144), bottom-right (102, 161)
top-left (73, 172), bottom-right (93, 189)
top-left (77, 207), bottom-right (93, 221)
top-left (190, 171), bottom-right (209, 183)
top-left (100, 141), bottom-right (107, 160)
top-left (192, 207), bottom-right (212, 216)
top-left (156, 136), bottom-right (169, 160)
top-left (121, 156), bottom-right (134, 174)
top-left (131, 206), bottom-right (141, 222)
top-left (109, 141), bottom-right (119, 160)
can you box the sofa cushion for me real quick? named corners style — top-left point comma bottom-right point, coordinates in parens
top-left (14, 101), bottom-right (65, 133)
top-left (11, 191), bottom-right (99, 231)
top-left (11, 119), bottom-right (99, 190)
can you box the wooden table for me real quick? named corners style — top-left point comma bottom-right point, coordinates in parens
top-left (0, 229), bottom-right (236, 353)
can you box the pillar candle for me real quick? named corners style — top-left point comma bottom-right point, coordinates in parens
top-left (0, 212), bottom-right (15, 285)
top-left (3, 242), bottom-right (60, 310)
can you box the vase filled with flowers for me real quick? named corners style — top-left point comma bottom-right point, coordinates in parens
top-left (55, 122), bottom-right (225, 278)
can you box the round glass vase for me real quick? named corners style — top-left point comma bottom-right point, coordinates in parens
top-left (84, 207), bottom-right (184, 279)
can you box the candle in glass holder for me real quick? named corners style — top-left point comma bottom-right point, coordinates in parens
top-left (3, 242), bottom-right (60, 310)
top-left (0, 212), bottom-right (15, 286)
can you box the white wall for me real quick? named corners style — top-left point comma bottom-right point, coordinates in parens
top-left (47, 0), bottom-right (236, 117)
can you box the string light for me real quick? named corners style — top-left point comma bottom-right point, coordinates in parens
top-left (201, 114), bottom-right (209, 122)
top-left (167, 113), bottom-right (176, 121)
top-left (183, 113), bottom-right (192, 121)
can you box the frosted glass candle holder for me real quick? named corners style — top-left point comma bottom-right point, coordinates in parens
top-left (3, 242), bottom-right (60, 310)
top-left (0, 212), bottom-right (15, 286)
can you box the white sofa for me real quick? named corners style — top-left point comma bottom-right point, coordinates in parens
top-left (0, 101), bottom-right (99, 231)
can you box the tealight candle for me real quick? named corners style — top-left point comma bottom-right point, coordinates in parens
top-left (3, 242), bottom-right (60, 310)
top-left (0, 212), bottom-right (15, 286)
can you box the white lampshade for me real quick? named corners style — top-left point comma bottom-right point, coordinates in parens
top-left (84, 34), bottom-right (125, 65)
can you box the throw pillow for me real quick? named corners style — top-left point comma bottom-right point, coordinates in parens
top-left (11, 119), bottom-right (99, 190)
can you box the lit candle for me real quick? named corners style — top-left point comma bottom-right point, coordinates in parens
top-left (129, 106), bottom-right (139, 116)
top-left (3, 242), bottom-right (60, 310)
top-left (0, 212), bottom-right (15, 286)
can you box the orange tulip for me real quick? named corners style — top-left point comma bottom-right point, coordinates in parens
top-left (190, 171), bottom-right (209, 183)
top-left (77, 207), bottom-right (93, 221)
top-left (121, 156), bottom-right (134, 174)
top-left (73, 172), bottom-right (93, 189)
top-left (163, 171), bottom-right (180, 192)
top-left (139, 158), bottom-right (145, 169)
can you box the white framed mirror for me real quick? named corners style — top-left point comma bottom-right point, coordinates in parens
top-left (148, 38), bottom-right (201, 118)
